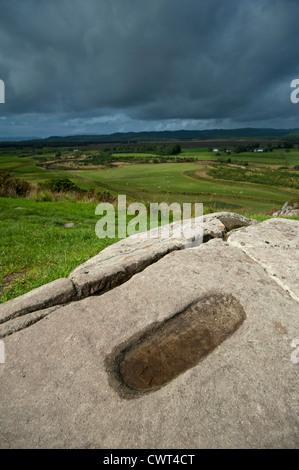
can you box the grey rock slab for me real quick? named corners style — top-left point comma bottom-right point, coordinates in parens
top-left (0, 278), bottom-right (76, 325)
top-left (227, 218), bottom-right (299, 302)
top-left (210, 211), bottom-right (258, 231)
top-left (0, 212), bottom-right (256, 324)
top-left (63, 223), bottom-right (77, 228)
top-left (273, 198), bottom-right (299, 217)
top-left (0, 240), bottom-right (298, 449)
top-left (0, 305), bottom-right (59, 339)
top-left (70, 212), bottom-right (257, 298)
top-left (69, 236), bottom-right (185, 299)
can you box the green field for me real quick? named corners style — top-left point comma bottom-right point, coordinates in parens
top-left (69, 163), bottom-right (298, 213)
top-left (1, 145), bottom-right (299, 214)
top-left (0, 197), bottom-right (121, 302)
top-left (1, 143), bottom-right (299, 302)
top-left (181, 147), bottom-right (299, 167)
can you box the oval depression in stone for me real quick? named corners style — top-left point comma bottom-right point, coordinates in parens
top-left (105, 292), bottom-right (246, 398)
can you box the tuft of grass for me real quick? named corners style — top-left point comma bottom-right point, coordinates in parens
top-left (0, 197), bottom-right (120, 302)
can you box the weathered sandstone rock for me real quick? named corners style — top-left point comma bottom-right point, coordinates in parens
top-left (70, 211), bottom-right (256, 298)
top-left (272, 198), bottom-right (299, 217)
top-left (0, 212), bottom-right (255, 322)
top-left (227, 218), bottom-right (299, 301)
top-left (0, 217), bottom-right (298, 449)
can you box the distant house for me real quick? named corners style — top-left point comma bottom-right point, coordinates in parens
top-left (254, 148), bottom-right (263, 152)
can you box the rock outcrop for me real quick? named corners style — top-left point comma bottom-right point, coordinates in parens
top-left (272, 197), bottom-right (299, 218)
top-left (0, 212), bottom-right (256, 337)
top-left (0, 213), bottom-right (298, 449)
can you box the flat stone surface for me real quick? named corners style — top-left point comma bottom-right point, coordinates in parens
top-left (107, 292), bottom-right (246, 398)
top-left (0, 234), bottom-right (298, 449)
top-left (227, 218), bottom-right (299, 301)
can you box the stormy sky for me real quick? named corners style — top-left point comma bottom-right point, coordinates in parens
top-left (0, 0), bottom-right (299, 138)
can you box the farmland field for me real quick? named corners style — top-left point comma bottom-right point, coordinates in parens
top-left (1, 144), bottom-right (298, 216)
top-left (1, 141), bottom-right (299, 301)
top-left (0, 196), bottom-right (121, 302)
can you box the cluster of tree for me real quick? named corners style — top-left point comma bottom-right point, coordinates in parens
top-left (40, 178), bottom-right (117, 202)
top-left (109, 143), bottom-right (181, 156)
top-left (86, 151), bottom-right (115, 166)
top-left (217, 157), bottom-right (248, 166)
top-left (41, 178), bottom-right (81, 193)
top-left (39, 179), bottom-right (116, 203)
top-left (232, 142), bottom-right (295, 154)
top-left (153, 156), bottom-right (195, 163)
top-left (207, 166), bottom-right (299, 189)
top-left (85, 145), bottom-right (184, 166)
top-left (0, 170), bottom-right (32, 197)
top-left (158, 144), bottom-right (181, 155)
top-left (278, 142), bottom-right (294, 149)
top-left (0, 172), bottom-right (117, 203)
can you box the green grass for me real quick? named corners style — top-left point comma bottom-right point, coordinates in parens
top-left (1, 195), bottom-right (297, 303)
top-left (0, 197), bottom-right (120, 302)
top-left (70, 163), bottom-right (299, 213)
top-left (1, 145), bottom-right (299, 214)
top-left (181, 148), bottom-right (299, 166)
top-left (207, 165), bottom-right (299, 189)
top-left (0, 194), bottom-right (193, 302)
top-left (1, 145), bottom-right (299, 303)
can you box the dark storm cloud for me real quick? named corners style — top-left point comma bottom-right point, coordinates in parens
top-left (0, 0), bottom-right (299, 136)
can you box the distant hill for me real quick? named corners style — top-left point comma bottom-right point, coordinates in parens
top-left (44, 128), bottom-right (299, 143)
top-left (1, 128), bottom-right (299, 146)
top-left (0, 136), bottom-right (39, 142)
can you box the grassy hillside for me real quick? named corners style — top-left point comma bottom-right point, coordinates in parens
top-left (1, 141), bottom-right (298, 302)
top-left (1, 145), bottom-right (299, 214)
top-left (0, 197), bottom-right (120, 302)
top-left (0, 193), bottom-right (298, 303)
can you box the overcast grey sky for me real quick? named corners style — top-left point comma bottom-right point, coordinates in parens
top-left (0, 0), bottom-right (298, 138)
